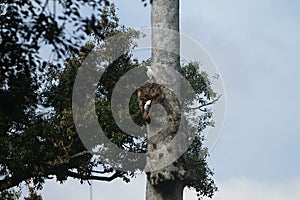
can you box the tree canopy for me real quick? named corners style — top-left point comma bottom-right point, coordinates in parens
top-left (0, 1), bottom-right (217, 199)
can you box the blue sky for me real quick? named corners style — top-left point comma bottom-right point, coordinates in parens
top-left (38, 0), bottom-right (300, 199)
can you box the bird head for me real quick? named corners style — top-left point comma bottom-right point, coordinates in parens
top-left (145, 100), bottom-right (152, 106)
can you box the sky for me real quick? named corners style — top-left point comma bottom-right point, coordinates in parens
top-left (36, 0), bottom-right (300, 199)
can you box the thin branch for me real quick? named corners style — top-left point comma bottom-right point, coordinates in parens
top-left (191, 95), bottom-right (222, 111)
top-left (67, 170), bottom-right (123, 182)
top-left (40, 0), bottom-right (50, 13)
top-left (68, 150), bottom-right (104, 160)
top-left (91, 169), bottom-right (109, 174)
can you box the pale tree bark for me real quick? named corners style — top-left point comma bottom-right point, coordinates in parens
top-left (145, 0), bottom-right (186, 200)
top-left (151, 0), bottom-right (180, 90)
top-left (151, 0), bottom-right (180, 70)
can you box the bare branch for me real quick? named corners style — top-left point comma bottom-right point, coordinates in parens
top-left (91, 169), bottom-right (111, 174)
top-left (191, 95), bottom-right (222, 111)
top-left (68, 150), bottom-right (104, 160)
top-left (67, 170), bottom-right (123, 182)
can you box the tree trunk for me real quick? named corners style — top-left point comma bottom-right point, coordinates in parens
top-left (151, 0), bottom-right (180, 92)
top-left (146, 0), bottom-right (184, 200)
top-left (146, 179), bottom-right (184, 200)
top-left (151, 0), bottom-right (180, 69)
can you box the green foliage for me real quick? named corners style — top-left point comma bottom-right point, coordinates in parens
top-left (0, 2), bottom-right (131, 192)
top-left (0, 3), bottom-right (114, 181)
top-left (187, 135), bottom-right (218, 198)
top-left (179, 62), bottom-right (218, 199)
top-left (0, 181), bottom-right (43, 200)
top-left (95, 55), bottom-right (144, 150)
top-left (0, 188), bottom-right (20, 200)
top-left (180, 62), bottom-right (216, 101)
top-left (23, 180), bottom-right (43, 200)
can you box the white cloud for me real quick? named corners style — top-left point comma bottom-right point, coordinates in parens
top-left (42, 176), bottom-right (300, 200)
top-left (42, 174), bottom-right (146, 200)
top-left (185, 177), bottom-right (300, 200)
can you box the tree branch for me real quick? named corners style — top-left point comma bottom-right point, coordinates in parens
top-left (191, 95), bottom-right (222, 111)
top-left (68, 150), bottom-right (105, 160)
top-left (66, 170), bottom-right (123, 182)
top-left (0, 150), bottom-right (114, 191)
top-left (91, 169), bottom-right (113, 174)
top-left (0, 176), bottom-right (25, 191)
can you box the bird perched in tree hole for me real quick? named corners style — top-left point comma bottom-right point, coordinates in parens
top-left (144, 100), bottom-right (152, 114)
top-left (146, 66), bottom-right (156, 80)
top-left (142, 100), bottom-right (152, 124)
